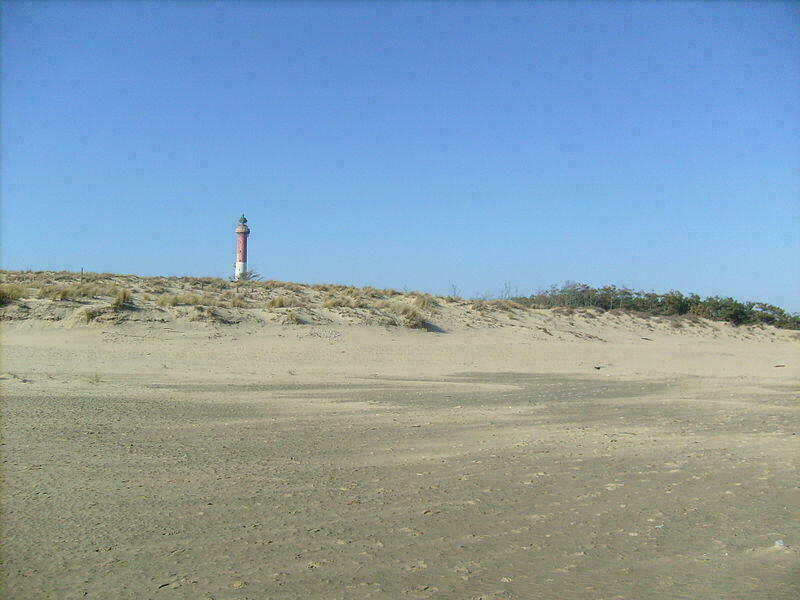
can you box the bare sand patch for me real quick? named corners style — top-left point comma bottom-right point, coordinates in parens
top-left (2, 306), bottom-right (799, 599)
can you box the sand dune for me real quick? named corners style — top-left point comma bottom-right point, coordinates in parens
top-left (2, 273), bottom-right (798, 599)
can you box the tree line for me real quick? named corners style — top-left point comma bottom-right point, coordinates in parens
top-left (512, 282), bottom-right (800, 329)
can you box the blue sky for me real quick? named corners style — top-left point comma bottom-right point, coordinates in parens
top-left (2, 2), bottom-right (799, 310)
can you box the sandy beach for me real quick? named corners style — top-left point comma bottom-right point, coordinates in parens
top-left (5, 1), bottom-right (800, 596)
top-left (2, 281), bottom-right (799, 599)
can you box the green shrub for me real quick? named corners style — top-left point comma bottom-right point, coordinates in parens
top-left (518, 282), bottom-right (800, 329)
top-left (702, 296), bottom-right (754, 326)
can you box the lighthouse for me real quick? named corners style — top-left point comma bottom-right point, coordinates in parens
top-left (234, 214), bottom-right (250, 280)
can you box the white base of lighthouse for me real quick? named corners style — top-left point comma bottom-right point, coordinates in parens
top-left (234, 261), bottom-right (247, 280)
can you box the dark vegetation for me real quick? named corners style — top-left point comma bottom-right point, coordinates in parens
top-left (513, 282), bottom-right (800, 329)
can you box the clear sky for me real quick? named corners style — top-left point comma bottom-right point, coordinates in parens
top-left (2, 1), bottom-right (799, 310)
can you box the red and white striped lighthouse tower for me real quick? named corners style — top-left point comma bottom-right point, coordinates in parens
top-left (234, 214), bottom-right (250, 280)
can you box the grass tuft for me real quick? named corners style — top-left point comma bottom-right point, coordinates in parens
top-left (266, 295), bottom-right (296, 308)
top-left (0, 284), bottom-right (26, 305)
top-left (80, 306), bottom-right (107, 323)
top-left (413, 293), bottom-right (438, 310)
top-left (156, 293), bottom-right (213, 307)
top-left (157, 294), bottom-right (179, 307)
top-left (111, 288), bottom-right (131, 310)
top-left (321, 295), bottom-right (368, 309)
top-left (387, 303), bottom-right (426, 328)
top-left (471, 299), bottom-right (488, 312)
top-left (487, 299), bottom-right (525, 311)
top-left (282, 310), bottom-right (302, 325)
top-left (39, 284), bottom-right (120, 301)
top-left (228, 295), bottom-right (247, 308)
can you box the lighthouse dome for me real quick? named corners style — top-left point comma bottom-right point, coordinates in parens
top-left (235, 214), bottom-right (250, 234)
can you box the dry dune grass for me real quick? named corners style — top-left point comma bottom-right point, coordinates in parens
top-left (110, 288), bottom-right (131, 310)
top-left (2, 269), bottom-right (794, 339)
top-left (0, 284), bottom-right (26, 305)
top-left (227, 295), bottom-right (247, 308)
top-left (156, 294), bottom-right (206, 307)
top-left (321, 294), bottom-right (371, 309)
top-left (385, 302), bottom-right (426, 328)
top-left (75, 305), bottom-right (110, 323)
top-left (281, 309), bottom-right (302, 325)
top-left (487, 299), bottom-right (526, 311)
top-left (412, 293), bottom-right (438, 310)
top-left (1, 271), bottom-right (448, 330)
top-left (266, 295), bottom-right (297, 308)
top-left (37, 284), bottom-right (120, 301)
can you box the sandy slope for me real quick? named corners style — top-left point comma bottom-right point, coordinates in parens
top-left (2, 293), bottom-right (799, 599)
